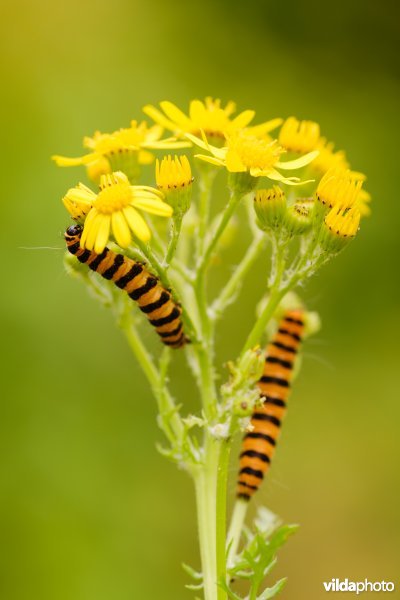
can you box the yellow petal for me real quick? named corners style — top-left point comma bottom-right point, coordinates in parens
top-left (247, 118), bottom-right (283, 137)
top-left (276, 150), bottom-right (319, 170)
top-left (159, 101), bottom-right (193, 130)
top-left (131, 197), bottom-right (173, 217)
top-left (194, 154), bottom-right (224, 167)
top-left (225, 149), bottom-right (247, 172)
top-left (142, 105), bottom-right (176, 131)
top-left (80, 208), bottom-right (98, 249)
top-left (132, 185), bottom-right (165, 199)
top-left (123, 206), bottom-right (151, 242)
top-left (138, 150), bottom-right (155, 165)
top-left (144, 138), bottom-right (192, 149)
top-left (111, 211), bottom-right (132, 248)
top-left (52, 153), bottom-right (99, 166)
top-left (189, 99), bottom-right (206, 121)
top-left (185, 132), bottom-right (209, 151)
top-left (93, 215), bottom-right (111, 253)
top-left (85, 211), bottom-right (103, 250)
top-left (230, 110), bottom-right (255, 129)
top-left (144, 124), bottom-right (164, 142)
top-left (262, 168), bottom-right (314, 186)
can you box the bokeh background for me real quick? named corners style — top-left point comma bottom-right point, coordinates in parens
top-left (1, 0), bottom-right (399, 598)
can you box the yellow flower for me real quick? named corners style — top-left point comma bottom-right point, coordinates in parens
top-left (279, 116), bottom-right (321, 154)
top-left (186, 130), bottom-right (319, 185)
top-left (143, 97), bottom-right (282, 143)
top-left (325, 205), bottom-right (360, 238)
top-left (156, 155), bottom-right (193, 190)
top-left (312, 138), bottom-right (349, 175)
top-left (53, 120), bottom-right (190, 181)
top-left (156, 155), bottom-right (193, 215)
top-left (63, 171), bottom-right (172, 252)
top-left (316, 167), bottom-right (365, 210)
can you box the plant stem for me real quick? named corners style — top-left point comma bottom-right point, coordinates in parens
top-left (226, 499), bottom-right (248, 569)
top-left (198, 191), bottom-right (242, 274)
top-left (165, 215), bottom-right (183, 266)
top-left (216, 439), bottom-right (231, 598)
top-left (212, 234), bottom-right (266, 318)
top-left (132, 238), bottom-right (198, 342)
top-left (240, 237), bottom-right (288, 356)
top-left (193, 435), bottom-right (220, 600)
top-left (196, 167), bottom-right (217, 259)
top-left (119, 312), bottom-right (183, 444)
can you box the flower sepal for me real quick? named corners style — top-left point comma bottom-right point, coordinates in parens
top-left (254, 187), bottom-right (286, 233)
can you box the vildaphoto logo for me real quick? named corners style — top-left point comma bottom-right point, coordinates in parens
top-left (323, 579), bottom-right (395, 594)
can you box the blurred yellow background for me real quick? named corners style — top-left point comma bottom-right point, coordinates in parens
top-left (1, 0), bottom-right (399, 598)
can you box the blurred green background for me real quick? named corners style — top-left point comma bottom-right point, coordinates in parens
top-left (1, 0), bottom-right (399, 598)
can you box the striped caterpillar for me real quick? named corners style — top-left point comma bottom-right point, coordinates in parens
top-left (237, 310), bottom-right (305, 500)
top-left (65, 224), bottom-right (188, 349)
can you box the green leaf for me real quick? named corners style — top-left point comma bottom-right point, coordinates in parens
top-left (182, 562), bottom-right (203, 581)
top-left (257, 577), bottom-right (287, 599)
top-left (218, 579), bottom-right (244, 600)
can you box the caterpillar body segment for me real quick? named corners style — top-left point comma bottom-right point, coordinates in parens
top-left (64, 224), bottom-right (188, 348)
top-left (237, 310), bottom-right (305, 500)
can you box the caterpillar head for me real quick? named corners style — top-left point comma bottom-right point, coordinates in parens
top-left (66, 224), bottom-right (83, 237)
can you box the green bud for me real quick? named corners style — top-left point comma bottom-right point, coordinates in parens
top-left (283, 198), bottom-right (313, 236)
top-left (107, 149), bottom-right (141, 183)
top-left (156, 155), bottom-right (193, 218)
top-left (254, 186), bottom-right (286, 232)
top-left (228, 171), bottom-right (258, 196)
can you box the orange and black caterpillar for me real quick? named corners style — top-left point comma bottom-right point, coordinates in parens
top-left (65, 224), bottom-right (188, 349)
top-left (237, 309), bottom-right (305, 500)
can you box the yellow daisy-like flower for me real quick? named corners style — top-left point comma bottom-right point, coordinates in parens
top-left (316, 167), bottom-right (366, 210)
top-left (53, 120), bottom-right (190, 181)
top-left (63, 171), bottom-right (172, 253)
top-left (186, 131), bottom-right (319, 185)
top-left (143, 97), bottom-right (282, 143)
top-left (279, 116), bottom-right (321, 154)
top-left (312, 138), bottom-right (349, 175)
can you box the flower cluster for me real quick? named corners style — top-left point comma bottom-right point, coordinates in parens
top-left (56, 99), bottom-right (370, 256)
top-left (55, 97), bottom-right (370, 600)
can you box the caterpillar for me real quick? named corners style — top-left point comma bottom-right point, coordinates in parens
top-left (64, 224), bottom-right (188, 349)
top-left (237, 309), bottom-right (305, 500)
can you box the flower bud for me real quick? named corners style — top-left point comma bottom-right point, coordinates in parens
top-left (319, 205), bottom-right (360, 253)
top-left (283, 198), bottom-right (314, 236)
top-left (156, 155), bottom-right (193, 217)
top-left (253, 186), bottom-right (286, 232)
top-left (62, 183), bottom-right (95, 222)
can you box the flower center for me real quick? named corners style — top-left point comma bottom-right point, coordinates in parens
top-left (233, 135), bottom-right (283, 170)
top-left (95, 176), bottom-right (133, 214)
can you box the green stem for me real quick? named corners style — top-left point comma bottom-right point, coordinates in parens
top-left (165, 215), bottom-right (183, 266)
top-left (193, 435), bottom-right (220, 600)
top-left (132, 238), bottom-right (198, 342)
top-left (216, 440), bottom-right (231, 599)
top-left (196, 167), bottom-right (217, 259)
top-left (119, 312), bottom-right (184, 444)
top-left (212, 234), bottom-right (266, 318)
top-left (198, 191), bottom-right (242, 274)
top-left (240, 237), bottom-right (288, 355)
top-left (226, 499), bottom-right (248, 569)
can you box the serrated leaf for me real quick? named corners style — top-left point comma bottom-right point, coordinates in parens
top-left (257, 577), bottom-right (287, 599)
top-left (185, 582), bottom-right (204, 591)
top-left (218, 579), bottom-right (243, 600)
top-left (182, 562), bottom-right (203, 581)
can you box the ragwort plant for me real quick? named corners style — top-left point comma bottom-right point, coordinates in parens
top-left (54, 99), bottom-right (370, 600)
